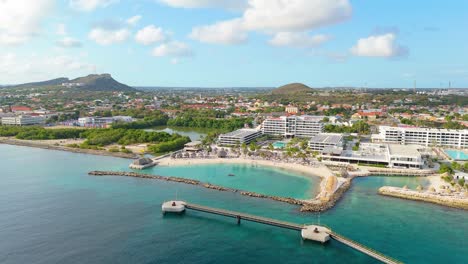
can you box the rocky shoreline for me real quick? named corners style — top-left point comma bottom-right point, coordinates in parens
top-left (0, 139), bottom-right (137, 159)
top-left (88, 170), bottom-right (348, 212)
top-left (379, 186), bottom-right (468, 210)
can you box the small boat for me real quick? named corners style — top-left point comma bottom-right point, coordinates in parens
top-left (228, 173), bottom-right (235, 176)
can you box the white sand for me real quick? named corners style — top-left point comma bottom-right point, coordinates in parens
top-left (157, 156), bottom-right (333, 179)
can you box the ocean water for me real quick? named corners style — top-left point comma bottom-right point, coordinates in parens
top-left (139, 163), bottom-right (319, 199)
top-left (0, 144), bottom-right (467, 264)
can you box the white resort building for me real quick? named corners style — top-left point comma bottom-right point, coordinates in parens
top-left (321, 143), bottom-right (425, 169)
top-left (308, 133), bottom-right (344, 151)
top-left (218, 129), bottom-right (262, 146)
top-left (262, 115), bottom-right (324, 138)
top-left (374, 126), bottom-right (468, 149)
top-left (1, 115), bottom-right (45, 126)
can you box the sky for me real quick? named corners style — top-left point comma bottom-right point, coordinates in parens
top-left (0, 0), bottom-right (467, 88)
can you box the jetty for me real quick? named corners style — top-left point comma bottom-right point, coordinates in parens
top-left (162, 201), bottom-right (402, 264)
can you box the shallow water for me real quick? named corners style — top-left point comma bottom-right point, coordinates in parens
top-left (0, 144), bottom-right (467, 264)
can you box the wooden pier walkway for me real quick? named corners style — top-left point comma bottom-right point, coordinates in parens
top-left (181, 203), bottom-right (402, 264)
top-left (185, 203), bottom-right (303, 230)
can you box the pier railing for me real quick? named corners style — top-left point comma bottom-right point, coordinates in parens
top-left (329, 232), bottom-right (403, 264)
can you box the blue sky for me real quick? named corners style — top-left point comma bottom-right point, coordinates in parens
top-left (1, 0), bottom-right (467, 88)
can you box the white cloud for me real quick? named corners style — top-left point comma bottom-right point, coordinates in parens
top-left (243, 0), bottom-right (352, 32)
top-left (189, 0), bottom-right (351, 46)
top-left (189, 19), bottom-right (247, 45)
top-left (350, 33), bottom-right (408, 57)
top-left (152, 41), bottom-right (193, 57)
top-left (135, 25), bottom-right (166, 45)
top-left (89, 27), bottom-right (130, 45)
top-left (269, 32), bottom-right (331, 48)
top-left (56, 24), bottom-right (68, 36)
top-left (159, 0), bottom-right (247, 10)
top-left (56, 37), bottom-right (83, 48)
top-left (0, 0), bottom-right (54, 45)
top-left (0, 53), bottom-right (95, 83)
top-left (69, 0), bottom-right (118, 11)
top-left (126, 15), bottom-right (142, 26)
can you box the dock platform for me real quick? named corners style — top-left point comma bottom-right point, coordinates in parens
top-left (163, 201), bottom-right (403, 264)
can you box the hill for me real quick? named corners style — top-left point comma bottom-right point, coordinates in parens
top-left (7, 74), bottom-right (136, 92)
top-left (272, 83), bottom-right (313, 95)
top-left (69, 74), bottom-right (136, 92)
top-left (11, 78), bottom-right (70, 88)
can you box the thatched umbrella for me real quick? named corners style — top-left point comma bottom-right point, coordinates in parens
top-left (218, 149), bottom-right (227, 158)
top-left (429, 187), bottom-right (436, 193)
top-left (191, 152), bottom-right (197, 158)
top-left (416, 185), bottom-right (423, 191)
top-left (176, 153), bottom-right (183, 158)
top-left (403, 185), bottom-right (408, 190)
top-left (184, 152), bottom-right (190, 158)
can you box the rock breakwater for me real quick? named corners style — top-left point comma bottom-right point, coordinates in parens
top-left (88, 171), bottom-right (348, 212)
top-left (379, 186), bottom-right (468, 210)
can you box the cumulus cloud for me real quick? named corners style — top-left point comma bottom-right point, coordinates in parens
top-left (188, 0), bottom-right (351, 46)
top-left (0, 0), bottom-right (54, 45)
top-left (69, 0), bottom-right (118, 11)
top-left (269, 32), bottom-right (331, 48)
top-left (159, 0), bottom-right (247, 10)
top-left (350, 33), bottom-right (408, 58)
top-left (56, 37), bottom-right (83, 48)
top-left (89, 27), bottom-right (130, 45)
top-left (243, 0), bottom-right (352, 32)
top-left (0, 52), bottom-right (95, 83)
top-left (189, 19), bottom-right (247, 45)
top-left (152, 41), bottom-right (192, 57)
top-left (135, 25), bottom-right (166, 45)
top-left (126, 15), bottom-right (142, 26)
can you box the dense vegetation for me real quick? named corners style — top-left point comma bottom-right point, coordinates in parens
top-left (0, 126), bottom-right (190, 154)
top-left (324, 120), bottom-right (371, 134)
top-left (167, 110), bottom-right (252, 132)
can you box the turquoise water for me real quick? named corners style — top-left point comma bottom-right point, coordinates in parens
top-left (445, 149), bottom-right (468, 160)
top-left (273, 141), bottom-right (286, 149)
top-left (0, 145), bottom-right (467, 264)
top-left (139, 163), bottom-right (318, 199)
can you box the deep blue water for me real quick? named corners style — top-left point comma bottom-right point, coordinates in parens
top-left (0, 145), bottom-right (467, 264)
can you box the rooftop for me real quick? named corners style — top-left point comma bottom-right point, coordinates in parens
top-left (220, 129), bottom-right (261, 138)
top-left (388, 144), bottom-right (421, 157)
top-left (309, 133), bottom-right (343, 144)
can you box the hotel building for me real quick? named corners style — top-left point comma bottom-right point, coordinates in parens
top-left (262, 115), bottom-right (324, 138)
top-left (308, 133), bottom-right (344, 151)
top-left (1, 115), bottom-right (45, 126)
top-left (218, 129), bottom-right (262, 146)
top-left (375, 126), bottom-right (468, 149)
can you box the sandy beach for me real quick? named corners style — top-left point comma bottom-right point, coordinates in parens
top-left (157, 156), bottom-right (334, 179)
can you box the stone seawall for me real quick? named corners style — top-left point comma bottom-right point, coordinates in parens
top-left (379, 186), bottom-right (468, 210)
top-left (88, 171), bottom-right (346, 212)
top-left (0, 139), bottom-right (137, 159)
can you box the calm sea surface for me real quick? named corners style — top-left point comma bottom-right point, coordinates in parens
top-left (0, 144), bottom-right (467, 264)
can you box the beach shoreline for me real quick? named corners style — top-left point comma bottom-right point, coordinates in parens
top-left (0, 138), bottom-right (137, 159)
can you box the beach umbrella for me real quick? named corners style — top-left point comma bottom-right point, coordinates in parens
top-left (403, 185), bottom-right (408, 190)
top-left (416, 185), bottom-right (423, 191)
top-left (429, 187), bottom-right (436, 193)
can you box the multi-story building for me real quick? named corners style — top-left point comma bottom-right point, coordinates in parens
top-left (262, 115), bottom-right (324, 138)
top-left (375, 126), bottom-right (468, 148)
top-left (218, 129), bottom-right (262, 146)
top-left (1, 115), bottom-right (45, 126)
top-left (78, 116), bottom-right (133, 127)
top-left (308, 133), bottom-right (343, 151)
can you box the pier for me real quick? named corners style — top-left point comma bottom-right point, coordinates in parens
top-left (163, 201), bottom-right (403, 264)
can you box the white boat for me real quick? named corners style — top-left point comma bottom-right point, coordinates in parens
top-left (162, 201), bottom-right (186, 214)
